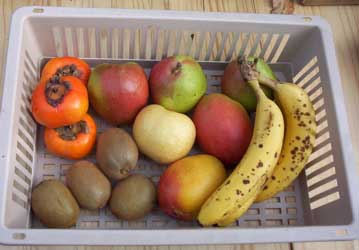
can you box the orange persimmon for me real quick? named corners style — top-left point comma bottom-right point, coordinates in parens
top-left (44, 114), bottom-right (96, 160)
top-left (31, 76), bottom-right (88, 128)
top-left (41, 57), bottom-right (91, 85)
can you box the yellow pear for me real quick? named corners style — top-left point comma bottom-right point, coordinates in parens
top-left (133, 104), bottom-right (196, 164)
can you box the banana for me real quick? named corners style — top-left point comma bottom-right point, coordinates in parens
top-left (255, 75), bottom-right (316, 202)
top-left (216, 176), bottom-right (264, 226)
top-left (197, 60), bottom-right (284, 226)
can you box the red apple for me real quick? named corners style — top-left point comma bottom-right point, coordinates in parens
top-left (193, 93), bottom-right (252, 166)
top-left (88, 63), bottom-right (149, 125)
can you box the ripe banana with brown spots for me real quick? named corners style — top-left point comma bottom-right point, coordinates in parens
top-left (197, 60), bottom-right (284, 226)
top-left (255, 75), bottom-right (316, 202)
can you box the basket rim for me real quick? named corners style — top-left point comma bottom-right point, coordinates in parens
top-left (0, 6), bottom-right (358, 245)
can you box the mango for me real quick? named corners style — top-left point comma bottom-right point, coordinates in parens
top-left (158, 154), bottom-right (226, 221)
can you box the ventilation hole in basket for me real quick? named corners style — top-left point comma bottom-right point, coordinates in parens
top-left (247, 208), bottom-right (260, 215)
top-left (12, 232), bottom-right (26, 240)
top-left (18, 129), bottom-right (34, 151)
top-left (249, 34), bottom-right (262, 56)
top-left (16, 154), bottom-right (32, 174)
top-left (24, 54), bottom-right (38, 82)
top-left (304, 77), bottom-right (321, 95)
top-left (270, 34), bottom-right (290, 63)
top-left (87, 27), bottom-right (96, 58)
top-left (15, 167), bottom-right (31, 185)
top-left (306, 154), bottom-right (334, 176)
top-left (105, 221), bottom-right (123, 228)
top-left (52, 27), bottom-right (64, 57)
top-left (215, 32), bottom-right (229, 61)
top-left (265, 208), bottom-right (281, 215)
top-left (151, 218), bottom-right (169, 227)
top-left (128, 221), bottom-right (146, 228)
top-left (64, 27), bottom-right (75, 56)
top-left (316, 120), bottom-right (328, 134)
top-left (60, 163), bottom-right (72, 173)
top-left (244, 220), bottom-right (261, 227)
top-left (44, 152), bottom-right (55, 159)
top-left (20, 105), bottom-right (35, 128)
top-left (285, 196), bottom-right (296, 204)
top-left (287, 208), bottom-right (297, 215)
top-left (100, 29), bottom-right (109, 58)
top-left (142, 28), bottom-right (150, 60)
top-left (308, 179), bottom-right (338, 199)
top-left (166, 30), bottom-right (177, 57)
top-left (43, 174), bottom-right (56, 180)
top-left (17, 142), bottom-right (33, 163)
top-left (75, 27), bottom-right (85, 58)
top-left (288, 219), bottom-right (297, 225)
top-left (284, 184), bottom-right (295, 192)
top-left (293, 56), bottom-right (318, 83)
top-left (310, 191), bottom-right (340, 210)
top-left (265, 219), bottom-right (283, 226)
top-left (257, 33), bottom-right (269, 58)
top-left (309, 87), bottom-right (323, 102)
top-left (241, 33), bottom-right (257, 58)
top-left (307, 143), bottom-right (332, 164)
top-left (298, 67), bottom-right (320, 89)
top-left (307, 167), bottom-right (336, 187)
top-left (315, 109), bottom-right (327, 123)
top-left (225, 32), bottom-right (240, 61)
top-left (314, 131), bottom-right (330, 147)
top-left (313, 98), bottom-right (325, 112)
top-left (122, 29), bottom-right (132, 59)
top-left (12, 193), bottom-right (27, 208)
top-left (20, 93), bottom-right (31, 109)
top-left (237, 33), bottom-right (250, 58)
top-left (80, 209), bottom-right (100, 217)
top-left (79, 221), bottom-right (99, 228)
top-left (263, 34), bottom-right (280, 62)
top-left (204, 31), bottom-right (217, 61)
top-left (19, 117), bottom-right (35, 139)
top-left (43, 163), bottom-right (57, 171)
top-left (302, 17), bottom-right (312, 22)
top-left (13, 180), bottom-right (28, 196)
top-left (193, 31), bottom-right (204, 60)
top-left (267, 197), bottom-right (281, 203)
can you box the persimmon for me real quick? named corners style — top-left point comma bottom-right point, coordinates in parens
top-left (44, 114), bottom-right (96, 160)
top-left (41, 57), bottom-right (91, 85)
top-left (31, 76), bottom-right (88, 128)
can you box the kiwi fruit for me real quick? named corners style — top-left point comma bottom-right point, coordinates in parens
top-left (31, 179), bottom-right (79, 228)
top-left (66, 160), bottom-right (111, 210)
top-left (110, 174), bottom-right (156, 220)
top-left (96, 128), bottom-right (138, 180)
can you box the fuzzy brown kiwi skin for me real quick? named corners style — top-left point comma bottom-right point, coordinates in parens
top-left (66, 160), bottom-right (111, 210)
top-left (96, 128), bottom-right (139, 180)
top-left (110, 174), bottom-right (157, 221)
top-left (31, 180), bottom-right (80, 228)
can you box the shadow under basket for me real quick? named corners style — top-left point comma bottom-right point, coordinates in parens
top-left (0, 6), bottom-right (358, 245)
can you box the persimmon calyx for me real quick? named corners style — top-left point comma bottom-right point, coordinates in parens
top-left (55, 120), bottom-right (89, 141)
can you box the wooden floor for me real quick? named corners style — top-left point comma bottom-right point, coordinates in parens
top-left (0, 0), bottom-right (359, 249)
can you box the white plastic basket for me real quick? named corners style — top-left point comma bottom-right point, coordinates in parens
top-left (0, 6), bottom-right (358, 245)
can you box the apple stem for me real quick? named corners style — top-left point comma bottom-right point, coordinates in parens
top-left (171, 62), bottom-right (182, 75)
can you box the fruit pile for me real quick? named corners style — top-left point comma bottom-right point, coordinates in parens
top-left (30, 55), bottom-right (316, 228)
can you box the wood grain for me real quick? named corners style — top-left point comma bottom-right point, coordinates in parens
top-left (0, 0), bottom-right (358, 250)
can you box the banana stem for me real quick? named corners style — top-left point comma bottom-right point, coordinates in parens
top-left (248, 79), bottom-right (266, 100)
top-left (258, 74), bottom-right (279, 90)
